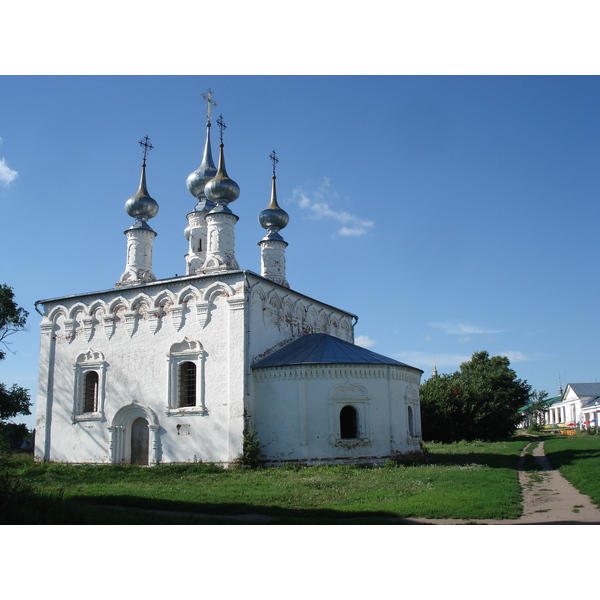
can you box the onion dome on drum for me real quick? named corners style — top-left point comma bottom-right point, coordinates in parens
top-left (125, 162), bottom-right (159, 224)
top-left (205, 115), bottom-right (239, 210)
top-left (259, 150), bottom-right (288, 240)
top-left (186, 120), bottom-right (217, 202)
top-left (259, 174), bottom-right (289, 240)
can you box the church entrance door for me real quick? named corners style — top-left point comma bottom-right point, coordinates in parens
top-left (131, 417), bottom-right (149, 465)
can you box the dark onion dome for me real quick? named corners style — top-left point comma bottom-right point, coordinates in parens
top-left (259, 175), bottom-right (289, 239)
top-left (205, 143), bottom-right (240, 206)
top-left (125, 164), bottom-right (159, 221)
top-left (186, 121), bottom-right (217, 199)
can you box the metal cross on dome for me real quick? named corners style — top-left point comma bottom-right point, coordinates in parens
top-left (216, 114), bottom-right (227, 144)
top-left (270, 150), bottom-right (279, 177)
top-left (139, 135), bottom-right (154, 166)
top-left (202, 88), bottom-right (217, 121)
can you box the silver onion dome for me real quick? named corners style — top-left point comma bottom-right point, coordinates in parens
top-left (125, 164), bottom-right (159, 221)
top-left (186, 121), bottom-right (217, 199)
top-left (259, 175), bottom-right (289, 239)
top-left (205, 143), bottom-right (240, 207)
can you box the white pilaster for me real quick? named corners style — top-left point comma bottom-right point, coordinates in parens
top-left (259, 238), bottom-right (289, 287)
top-left (117, 226), bottom-right (157, 287)
top-left (202, 210), bottom-right (239, 272)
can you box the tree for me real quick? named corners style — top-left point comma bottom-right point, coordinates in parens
top-left (420, 351), bottom-right (533, 443)
top-left (0, 285), bottom-right (31, 451)
top-left (525, 390), bottom-right (549, 431)
top-left (0, 284), bottom-right (28, 360)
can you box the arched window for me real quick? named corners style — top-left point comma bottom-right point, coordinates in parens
top-left (167, 339), bottom-right (205, 414)
top-left (340, 405), bottom-right (358, 439)
top-left (178, 361), bottom-right (197, 407)
top-left (408, 405), bottom-right (414, 436)
top-left (83, 371), bottom-right (99, 413)
top-left (73, 349), bottom-right (106, 421)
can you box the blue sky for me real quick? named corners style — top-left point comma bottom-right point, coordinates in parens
top-left (1, 75), bottom-right (599, 430)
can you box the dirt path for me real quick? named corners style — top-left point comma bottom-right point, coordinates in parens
top-left (403, 438), bottom-right (600, 525)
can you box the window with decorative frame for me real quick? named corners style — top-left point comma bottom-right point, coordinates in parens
top-left (167, 339), bottom-right (206, 414)
top-left (73, 349), bottom-right (107, 421)
top-left (328, 383), bottom-right (371, 446)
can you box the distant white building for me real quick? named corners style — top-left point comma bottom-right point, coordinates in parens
top-left (545, 383), bottom-right (600, 430)
top-left (34, 98), bottom-right (423, 466)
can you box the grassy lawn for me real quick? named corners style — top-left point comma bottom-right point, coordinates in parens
top-left (543, 433), bottom-right (600, 508)
top-left (1, 437), bottom-right (529, 524)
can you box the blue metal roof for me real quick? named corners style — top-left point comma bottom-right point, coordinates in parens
top-left (568, 383), bottom-right (600, 399)
top-left (251, 333), bottom-right (421, 371)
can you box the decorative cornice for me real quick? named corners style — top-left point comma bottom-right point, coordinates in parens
top-left (39, 278), bottom-right (244, 340)
top-left (253, 364), bottom-right (421, 384)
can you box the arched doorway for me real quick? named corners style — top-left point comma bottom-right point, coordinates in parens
top-left (131, 417), bottom-right (149, 465)
top-left (109, 404), bottom-right (160, 465)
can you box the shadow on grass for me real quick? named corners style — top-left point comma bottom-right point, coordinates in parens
top-left (3, 491), bottom-right (414, 525)
top-left (424, 436), bottom-right (532, 470)
top-left (543, 448), bottom-right (600, 470)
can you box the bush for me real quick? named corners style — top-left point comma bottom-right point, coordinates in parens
top-left (239, 429), bottom-right (264, 469)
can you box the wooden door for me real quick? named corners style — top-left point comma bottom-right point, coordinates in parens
top-left (131, 417), bottom-right (149, 465)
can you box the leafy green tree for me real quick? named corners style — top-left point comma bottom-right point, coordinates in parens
top-left (525, 390), bottom-right (549, 431)
top-left (420, 351), bottom-right (533, 442)
top-left (0, 285), bottom-right (31, 451)
top-left (0, 284), bottom-right (28, 360)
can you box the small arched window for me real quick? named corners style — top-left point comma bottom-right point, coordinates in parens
top-left (178, 361), bottom-right (197, 407)
top-left (408, 405), bottom-right (414, 436)
top-left (340, 405), bottom-right (358, 439)
top-left (83, 371), bottom-right (99, 413)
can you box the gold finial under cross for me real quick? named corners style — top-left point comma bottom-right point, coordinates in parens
top-left (139, 135), bottom-right (154, 166)
top-left (270, 150), bottom-right (279, 177)
top-left (202, 88), bottom-right (217, 121)
top-left (216, 114), bottom-right (227, 144)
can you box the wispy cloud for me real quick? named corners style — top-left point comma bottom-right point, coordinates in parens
top-left (355, 335), bottom-right (377, 348)
top-left (428, 321), bottom-right (504, 336)
top-left (291, 178), bottom-right (374, 237)
top-left (499, 351), bottom-right (530, 363)
top-left (0, 158), bottom-right (18, 186)
top-left (0, 139), bottom-right (18, 187)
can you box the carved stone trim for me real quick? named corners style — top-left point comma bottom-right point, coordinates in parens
top-left (83, 317), bottom-right (94, 341)
top-left (102, 315), bottom-right (115, 339)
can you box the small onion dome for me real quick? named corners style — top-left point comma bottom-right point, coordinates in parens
top-left (125, 164), bottom-right (159, 221)
top-left (259, 175), bottom-right (289, 238)
top-left (186, 121), bottom-right (217, 199)
top-left (205, 143), bottom-right (240, 206)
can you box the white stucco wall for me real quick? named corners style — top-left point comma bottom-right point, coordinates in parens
top-left (34, 270), bottom-right (422, 466)
top-left (34, 272), bottom-right (248, 465)
top-left (247, 276), bottom-right (354, 359)
top-left (252, 364), bottom-right (422, 464)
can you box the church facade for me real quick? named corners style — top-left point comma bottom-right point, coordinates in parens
top-left (34, 97), bottom-right (423, 466)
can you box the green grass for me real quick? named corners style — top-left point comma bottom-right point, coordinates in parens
top-left (543, 433), bottom-right (600, 508)
top-left (1, 438), bottom-right (529, 524)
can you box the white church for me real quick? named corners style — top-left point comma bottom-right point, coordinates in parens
top-left (34, 94), bottom-right (423, 466)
